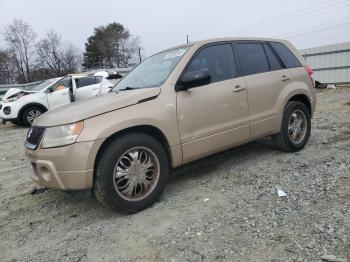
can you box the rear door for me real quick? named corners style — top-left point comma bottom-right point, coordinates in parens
top-left (46, 77), bottom-right (72, 110)
top-left (177, 43), bottom-right (250, 163)
top-left (236, 41), bottom-right (288, 139)
top-left (75, 76), bottom-right (101, 101)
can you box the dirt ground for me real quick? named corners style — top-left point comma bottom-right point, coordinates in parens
top-left (0, 87), bottom-right (349, 262)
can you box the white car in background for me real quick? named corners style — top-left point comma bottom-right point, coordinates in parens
top-left (0, 74), bottom-right (113, 126)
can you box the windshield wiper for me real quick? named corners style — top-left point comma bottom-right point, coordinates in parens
top-left (118, 86), bottom-right (141, 92)
top-left (120, 86), bottom-right (141, 91)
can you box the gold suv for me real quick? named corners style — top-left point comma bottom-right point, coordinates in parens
top-left (25, 37), bottom-right (316, 212)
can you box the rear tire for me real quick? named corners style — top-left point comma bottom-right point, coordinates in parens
top-left (272, 101), bottom-right (311, 152)
top-left (21, 107), bottom-right (44, 127)
top-left (94, 133), bottom-right (169, 212)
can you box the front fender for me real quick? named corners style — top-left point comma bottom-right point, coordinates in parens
top-left (76, 94), bottom-right (180, 148)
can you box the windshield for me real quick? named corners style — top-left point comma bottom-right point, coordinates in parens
top-left (113, 46), bottom-right (189, 91)
top-left (29, 78), bottom-right (62, 91)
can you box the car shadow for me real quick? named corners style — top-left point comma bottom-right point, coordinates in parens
top-left (36, 137), bottom-right (282, 215)
top-left (168, 137), bottom-right (281, 185)
top-left (0, 121), bottom-right (28, 130)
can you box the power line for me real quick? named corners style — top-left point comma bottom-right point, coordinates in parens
top-left (240, 2), bottom-right (350, 35)
top-left (296, 33), bottom-right (350, 49)
top-left (233, 0), bottom-right (347, 34)
top-left (295, 32), bottom-right (350, 49)
top-left (281, 20), bottom-right (350, 39)
top-left (232, 0), bottom-right (349, 35)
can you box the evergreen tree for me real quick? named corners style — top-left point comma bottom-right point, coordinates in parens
top-left (82, 22), bottom-right (141, 70)
top-left (82, 36), bottom-right (102, 69)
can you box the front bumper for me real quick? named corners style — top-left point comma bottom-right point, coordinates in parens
top-left (0, 101), bottom-right (20, 120)
top-left (25, 139), bottom-right (104, 190)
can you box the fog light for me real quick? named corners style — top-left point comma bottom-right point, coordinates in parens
top-left (3, 106), bottom-right (11, 115)
top-left (40, 166), bottom-right (51, 181)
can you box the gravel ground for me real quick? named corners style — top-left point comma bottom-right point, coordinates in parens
top-left (0, 87), bottom-right (349, 262)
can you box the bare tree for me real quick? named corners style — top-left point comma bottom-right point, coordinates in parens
top-left (36, 30), bottom-right (64, 76)
top-left (61, 43), bottom-right (81, 73)
top-left (123, 36), bottom-right (143, 66)
top-left (0, 48), bottom-right (17, 84)
top-left (36, 30), bottom-right (81, 76)
top-left (3, 19), bottom-right (37, 83)
top-left (36, 30), bottom-right (81, 75)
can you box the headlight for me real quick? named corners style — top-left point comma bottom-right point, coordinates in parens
top-left (41, 121), bottom-right (84, 148)
top-left (5, 96), bottom-right (19, 102)
top-left (4, 92), bottom-right (27, 102)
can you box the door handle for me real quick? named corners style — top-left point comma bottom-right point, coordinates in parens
top-left (281, 75), bottom-right (290, 81)
top-left (92, 88), bottom-right (99, 90)
top-left (232, 85), bottom-right (246, 92)
top-left (61, 92), bottom-right (68, 95)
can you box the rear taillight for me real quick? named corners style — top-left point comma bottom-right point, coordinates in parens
top-left (304, 65), bottom-right (315, 87)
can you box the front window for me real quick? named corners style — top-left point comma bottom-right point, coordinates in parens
top-left (184, 44), bottom-right (237, 83)
top-left (113, 46), bottom-right (189, 91)
top-left (51, 77), bottom-right (72, 92)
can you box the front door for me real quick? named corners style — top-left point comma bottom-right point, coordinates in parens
top-left (46, 77), bottom-right (72, 110)
top-left (177, 43), bottom-right (250, 163)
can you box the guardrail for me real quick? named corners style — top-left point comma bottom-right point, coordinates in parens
top-left (0, 81), bottom-right (44, 99)
top-left (0, 80), bottom-right (44, 90)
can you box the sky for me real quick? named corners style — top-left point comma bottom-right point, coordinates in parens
top-left (1, 0), bottom-right (350, 57)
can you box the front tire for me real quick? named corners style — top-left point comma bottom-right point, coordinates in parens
top-left (21, 107), bottom-right (44, 127)
top-left (94, 133), bottom-right (169, 212)
top-left (272, 101), bottom-right (311, 152)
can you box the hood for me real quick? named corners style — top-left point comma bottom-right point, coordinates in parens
top-left (2, 88), bottom-right (37, 101)
top-left (35, 88), bottom-right (161, 127)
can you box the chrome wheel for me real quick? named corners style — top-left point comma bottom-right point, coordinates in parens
top-left (288, 109), bottom-right (307, 144)
top-left (27, 110), bottom-right (42, 124)
top-left (113, 147), bottom-right (160, 202)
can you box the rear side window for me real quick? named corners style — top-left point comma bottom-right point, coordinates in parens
top-left (263, 44), bottom-right (283, 71)
top-left (186, 44), bottom-right (237, 83)
top-left (76, 77), bottom-right (100, 88)
top-left (95, 76), bottom-right (103, 83)
top-left (270, 42), bottom-right (301, 68)
top-left (237, 43), bottom-right (269, 75)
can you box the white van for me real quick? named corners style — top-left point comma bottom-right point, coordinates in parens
top-left (0, 74), bottom-right (113, 126)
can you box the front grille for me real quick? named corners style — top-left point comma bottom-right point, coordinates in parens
top-left (25, 126), bottom-right (45, 149)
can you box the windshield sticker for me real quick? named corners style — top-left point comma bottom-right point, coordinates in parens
top-left (164, 49), bottom-right (187, 59)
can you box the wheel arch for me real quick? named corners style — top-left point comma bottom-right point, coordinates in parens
top-left (287, 94), bottom-right (311, 115)
top-left (93, 125), bottom-right (173, 182)
top-left (18, 103), bottom-right (48, 120)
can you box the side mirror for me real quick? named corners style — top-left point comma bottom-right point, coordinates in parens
top-left (177, 69), bottom-right (211, 91)
top-left (47, 86), bottom-right (53, 93)
top-left (107, 73), bottom-right (122, 80)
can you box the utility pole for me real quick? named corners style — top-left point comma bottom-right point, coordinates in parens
top-left (186, 35), bottom-right (189, 44)
top-left (138, 48), bottom-right (142, 63)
